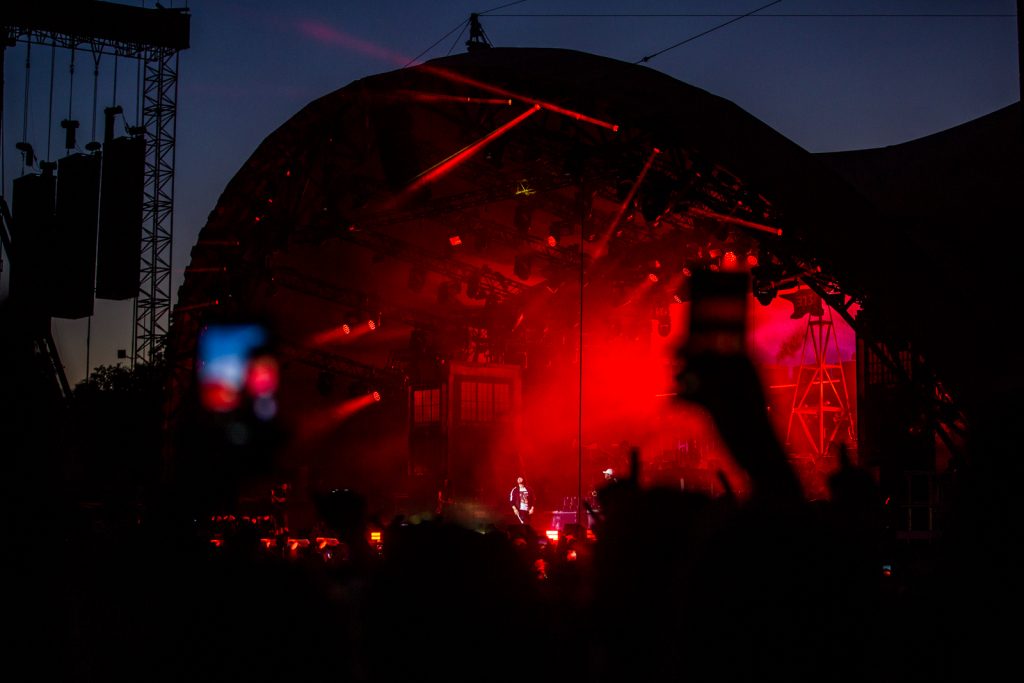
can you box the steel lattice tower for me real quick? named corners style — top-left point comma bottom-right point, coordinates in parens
top-left (3, 2), bottom-right (190, 369)
top-left (135, 48), bottom-right (179, 366)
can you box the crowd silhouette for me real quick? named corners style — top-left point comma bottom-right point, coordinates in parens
top-left (12, 337), bottom-right (1018, 682)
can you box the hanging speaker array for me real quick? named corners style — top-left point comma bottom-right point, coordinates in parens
top-left (96, 135), bottom-right (145, 300)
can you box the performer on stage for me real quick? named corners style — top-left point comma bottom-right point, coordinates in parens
top-left (509, 475), bottom-right (535, 525)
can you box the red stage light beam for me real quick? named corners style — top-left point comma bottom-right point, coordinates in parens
top-left (419, 64), bottom-right (619, 131)
top-left (386, 90), bottom-right (513, 106)
top-left (386, 104), bottom-right (541, 207)
top-left (593, 147), bottom-right (661, 259)
top-left (310, 323), bottom-right (370, 346)
top-left (688, 206), bottom-right (783, 236)
top-left (296, 21), bottom-right (617, 132)
top-left (298, 393), bottom-right (381, 440)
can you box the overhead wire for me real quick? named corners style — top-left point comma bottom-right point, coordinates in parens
top-left (446, 21), bottom-right (471, 56)
top-left (486, 12), bottom-right (1015, 18)
top-left (637, 0), bottom-right (783, 64)
top-left (405, 19), bottom-right (470, 67)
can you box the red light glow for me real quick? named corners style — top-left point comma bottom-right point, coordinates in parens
top-left (389, 104), bottom-right (541, 208)
top-left (246, 356), bottom-right (280, 397)
top-left (593, 147), bottom-right (661, 259)
top-left (388, 90), bottom-right (513, 106)
top-left (311, 322), bottom-right (372, 346)
top-left (546, 530), bottom-right (559, 542)
top-left (367, 319), bottom-right (377, 331)
top-left (298, 393), bottom-right (383, 440)
top-left (372, 391), bottom-right (381, 402)
top-left (688, 206), bottom-right (782, 236)
top-left (547, 235), bottom-right (558, 247)
top-left (449, 235), bottom-right (463, 246)
top-left (420, 65), bottom-right (619, 131)
top-left (200, 383), bottom-right (240, 413)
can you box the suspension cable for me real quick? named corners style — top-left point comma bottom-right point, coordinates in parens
top-left (47, 44), bottom-right (55, 161)
top-left (21, 39), bottom-right (31, 175)
top-left (67, 45), bottom-right (76, 124)
top-left (90, 43), bottom-right (101, 142)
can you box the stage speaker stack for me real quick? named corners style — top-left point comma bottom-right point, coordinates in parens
top-left (10, 170), bottom-right (57, 329)
top-left (52, 153), bottom-right (101, 319)
top-left (96, 135), bottom-right (145, 300)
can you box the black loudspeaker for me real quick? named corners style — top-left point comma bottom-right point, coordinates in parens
top-left (11, 172), bottom-right (56, 313)
top-left (96, 135), bottom-right (145, 300)
top-left (52, 153), bottom-right (101, 319)
top-left (550, 510), bottom-right (586, 531)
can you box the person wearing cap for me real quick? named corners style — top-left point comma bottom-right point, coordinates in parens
top-left (509, 475), bottom-right (535, 525)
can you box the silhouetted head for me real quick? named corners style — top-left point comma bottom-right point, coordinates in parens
top-left (314, 487), bottom-right (367, 536)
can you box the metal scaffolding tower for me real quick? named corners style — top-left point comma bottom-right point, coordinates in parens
top-left (136, 49), bottom-right (179, 365)
top-left (3, 2), bottom-right (190, 367)
top-left (785, 306), bottom-right (855, 458)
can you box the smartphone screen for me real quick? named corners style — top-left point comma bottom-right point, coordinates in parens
top-left (197, 323), bottom-right (277, 414)
top-left (684, 270), bottom-right (750, 356)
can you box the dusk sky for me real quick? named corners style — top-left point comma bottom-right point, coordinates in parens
top-left (1, 0), bottom-right (1019, 384)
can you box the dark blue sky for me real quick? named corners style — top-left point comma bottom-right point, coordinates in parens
top-left (2, 0), bottom-right (1019, 384)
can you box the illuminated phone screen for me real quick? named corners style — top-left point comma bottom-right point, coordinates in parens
top-left (197, 324), bottom-right (277, 414)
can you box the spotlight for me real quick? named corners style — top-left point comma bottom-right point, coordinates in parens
top-left (746, 253), bottom-right (759, 267)
top-left (15, 141), bottom-right (35, 167)
top-left (647, 273), bottom-right (659, 283)
top-left (449, 234), bottom-right (462, 247)
top-left (341, 324), bottom-right (351, 335)
top-left (722, 251), bottom-right (738, 270)
top-left (547, 235), bottom-right (558, 248)
top-left (367, 319), bottom-right (376, 331)
top-left (372, 391), bottom-right (381, 402)
top-left (61, 119), bottom-right (80, 150)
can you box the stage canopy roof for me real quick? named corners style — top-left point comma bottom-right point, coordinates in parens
top-left (169, 48), bottom-right (1020, 495)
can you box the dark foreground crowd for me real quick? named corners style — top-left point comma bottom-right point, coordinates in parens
top-left (12, 353), bottom-right (1021, 682)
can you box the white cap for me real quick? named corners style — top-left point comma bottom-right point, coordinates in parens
top-left (602, 468), bottom-right (614, 476)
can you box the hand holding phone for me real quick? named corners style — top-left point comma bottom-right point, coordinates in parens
top-left (675, 269), bottom-right (751, 403)
top-left (683, 269), bottom-right (750, 357)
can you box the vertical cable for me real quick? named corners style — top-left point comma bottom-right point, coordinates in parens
top-left (90, 44), bottom-right (100, 142)
top-left (577, 198), bottom-right (585, 525)
top-left (21, 40), bottom-right (31, 175)
top-left (47, 44), bottom-right (55, 161)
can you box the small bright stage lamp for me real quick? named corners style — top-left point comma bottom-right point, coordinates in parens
top-left (341, 324), bottom-right (351, 335)
top-left (367, 319), bottom-right (377, 331)
top-left (372, 391), bottom-right (381, 402)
